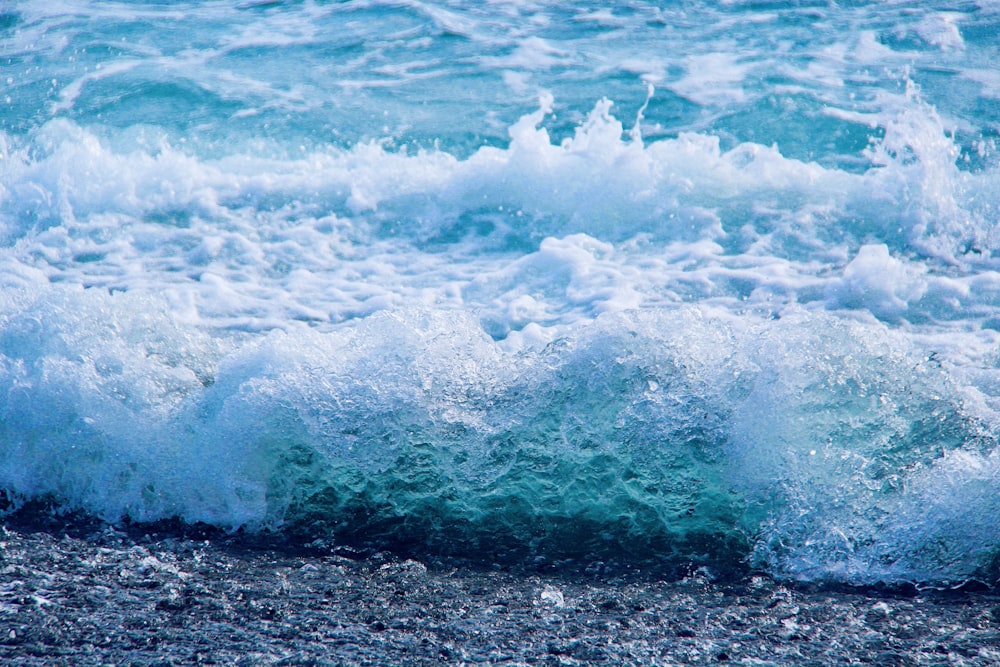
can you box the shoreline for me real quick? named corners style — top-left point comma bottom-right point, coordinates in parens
top-left (1, 513), bottom-right (999, 666)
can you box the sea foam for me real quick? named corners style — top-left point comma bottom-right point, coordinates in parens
top-left (1, 282), bottom-right (996, 584)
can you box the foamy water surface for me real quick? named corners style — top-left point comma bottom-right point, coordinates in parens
top-left (2, 0), bottom-right (1000, 586)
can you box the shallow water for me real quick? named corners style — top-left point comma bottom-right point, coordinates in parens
top-left (1, 1), bottom-right (1000, 587)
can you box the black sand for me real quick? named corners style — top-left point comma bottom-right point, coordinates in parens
top-left (1, 513), bottom-right (999, 666)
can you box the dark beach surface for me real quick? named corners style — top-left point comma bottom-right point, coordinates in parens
top-left (2, 509), bottom-right (999, 666)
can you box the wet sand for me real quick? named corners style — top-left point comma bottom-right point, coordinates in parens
top-left (1, 512), bottom-right (999, 666)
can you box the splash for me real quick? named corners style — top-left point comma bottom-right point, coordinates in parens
top-left (2, 0), bottom-right (1000, 587)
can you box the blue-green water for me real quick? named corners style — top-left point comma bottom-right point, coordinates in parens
top-left (2, 1), bottom-right (1000, 586)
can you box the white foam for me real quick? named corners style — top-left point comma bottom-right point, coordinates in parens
top-left (52, 60), bottom-right (142, 115)
top-left (725, 309), bottom-right (991, 585)
top-left (668, 53), bottom-right (750, 106)
top-left (2, 91), bottom-right (997, 339)
top-left (825, 244), bottom-right (927, 322)
top-left (914, 13), bottom-right (966, 52)
top-left (963, 69), bottom-right (1000, 100)
top-left (878, 449), bottom-right (1000, 585)
top-left (479, 37), bottom-right (572, 71)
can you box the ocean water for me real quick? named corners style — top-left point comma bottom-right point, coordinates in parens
top-left (1, 0), bottom-right (1000, 588)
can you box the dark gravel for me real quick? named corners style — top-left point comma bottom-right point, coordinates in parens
top-left (1, 514), bottom-right (999, 666)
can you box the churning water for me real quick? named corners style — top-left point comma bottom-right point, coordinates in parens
top-left (2, 1), bottom-right (1000, 587)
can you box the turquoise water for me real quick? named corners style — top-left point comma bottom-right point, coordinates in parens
top-left (2, 1), bottom-right (1000, 586)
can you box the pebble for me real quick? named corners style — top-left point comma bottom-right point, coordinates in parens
top-left (0, 514), bottom-right (998, 666)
